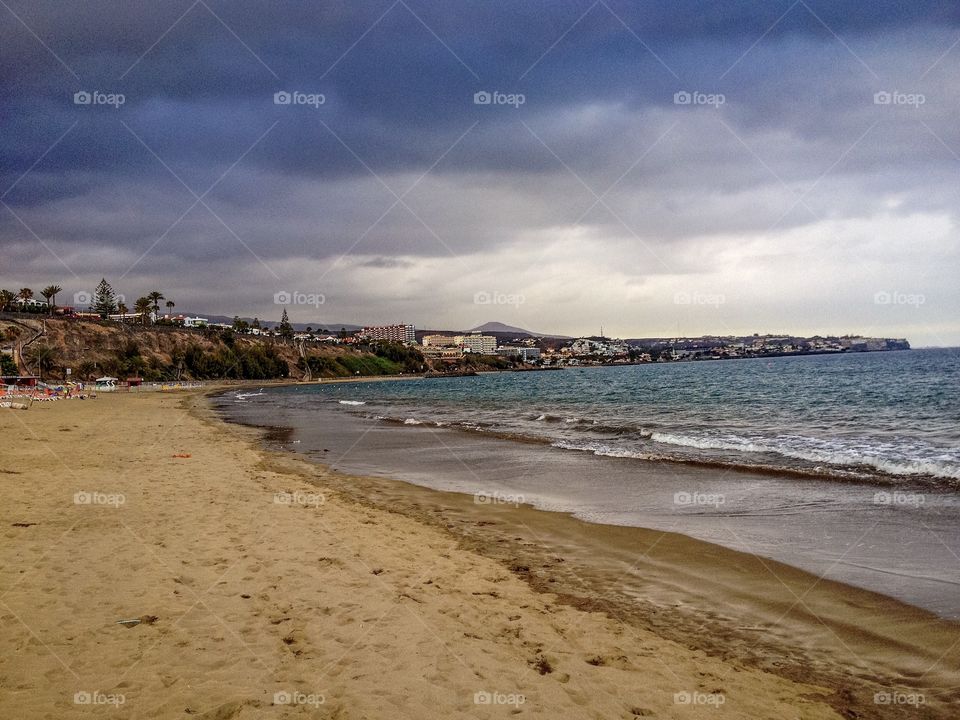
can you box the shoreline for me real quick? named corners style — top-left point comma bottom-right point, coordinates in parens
top-left (211, 392), bottom-right (960, 718)
top-left (2, 389), bottom-right (957, 719)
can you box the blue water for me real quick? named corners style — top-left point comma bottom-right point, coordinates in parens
top-left (218, 349), bottom-right (960, 616)
top-left (263, 349), bottom-right (960, 485)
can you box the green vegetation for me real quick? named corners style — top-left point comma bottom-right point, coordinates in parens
top-left (177, 343), bottom-right (289, 380)
top-left (1, 353), bottom-right (18, 375)
top-left (92, 278), bottom-right (118, 317)
top-left (298, 342), bottom-right (425, 378)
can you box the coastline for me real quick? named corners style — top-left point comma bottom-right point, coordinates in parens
top-left (1, 390), bottom-right (956, 719)
top-left (215, 392), bottom-right (960, 717)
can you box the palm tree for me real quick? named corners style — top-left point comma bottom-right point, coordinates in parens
top-left (165, 299), bottom-right (175, 318)
top-left (134, 297), bottom-right (152, 325)
top-left (117, 301), bottom-right (128, 322)
top-left (0, 289), bottom-right (14, 312)
top-left (146, 291), bottom-right (164, 323)
top-left (18, 288), bottom-right (33, 308)
top-left (41, 285), bottom-right (61, 314)
top-left (26, 343), bottom-right (59, 378)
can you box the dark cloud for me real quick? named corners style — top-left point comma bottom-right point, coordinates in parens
top-left (1, 1), bottom-right (959, 342)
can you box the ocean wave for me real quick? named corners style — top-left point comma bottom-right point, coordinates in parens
top-left (338, 400), bottom-right (367, 406)
top-left (403, 418), bottom-right (423, 425)
top-left (648, 432), bottom-right (960, 481)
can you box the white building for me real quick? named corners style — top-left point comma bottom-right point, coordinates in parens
top-left (361, 323), bottom-right (416, 343)
top-left (497, 347), bottom-right (540, 362)
top-left (422, 334), bottom-right (458, 347)
top-left (457, 332), bottom-right (497, 355)
top-left (183, 316), bottom-right (209, 328)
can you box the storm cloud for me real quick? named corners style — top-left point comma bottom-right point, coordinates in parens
top-left (2, 0), bottom-right (958, 343)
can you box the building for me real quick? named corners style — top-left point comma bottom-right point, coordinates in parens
top-left (457, 332), bottom-right (497, 355)
top-left (421, 334), bottom-right (458, 347)
top-left (497, 347), bottom-right (540, 362)
top-left (360, 323), bottom-right (416, 343)
top-left (422, 346), bottom-right (463, 359)
top-left (183, 316), bottom-right (209, 328)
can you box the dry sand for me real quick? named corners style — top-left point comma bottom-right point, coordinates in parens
top-left (1, 390), bottom-right (956, 719)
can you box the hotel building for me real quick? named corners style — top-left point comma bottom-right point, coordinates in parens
top-left (360, 323), bottom-right (416, 343)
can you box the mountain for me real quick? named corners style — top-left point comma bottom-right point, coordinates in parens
top-left (466, 321), bottom-right (570, 339)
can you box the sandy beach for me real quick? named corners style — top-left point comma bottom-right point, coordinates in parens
top-left (2, 390), bottom-right (958, 719)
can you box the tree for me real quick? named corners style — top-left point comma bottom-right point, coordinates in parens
top-left (165, 299), bottom-right (175, 318)
top-left (41, 285), bottom-right (62, 314)
top-left (278, 308), bottom-right (294, 339)
top-left (18, 288), bottom-right (33, 303)
top-left (134, 297), bottom-right (152, 325)
top-left (1, 352), bottom-right (17, 375)
top-left (117, 301), bottom-right (128, 321)
top-left (147, 291), bottom-right (164, 322)
top-left (92, 278), bottom-right (118, 317)
top-left (0, 290), bottom-right (14, 312)
top-left (26, 343), bottom-right (59, 378)
top-left (232, 316), bottom-right (249, 334)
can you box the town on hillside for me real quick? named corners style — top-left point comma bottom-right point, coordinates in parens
top-left (1, 281), bottom-right (910, 390)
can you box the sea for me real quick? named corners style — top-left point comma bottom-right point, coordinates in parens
top-left (216, 348), bottom-right (960, 617)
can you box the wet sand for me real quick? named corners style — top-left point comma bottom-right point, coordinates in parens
top-left (1, 390), bottom-right (957, 718)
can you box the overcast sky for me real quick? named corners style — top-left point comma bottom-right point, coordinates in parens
top-left (2, 1), bottom-right (958, 344)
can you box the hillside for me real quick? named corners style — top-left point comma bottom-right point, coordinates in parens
top-left (466, 321), bottom-right (570, 338)
top-left (0, 316), bottom-right (515, 382)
